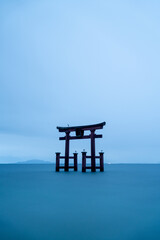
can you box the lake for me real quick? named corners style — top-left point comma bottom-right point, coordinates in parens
top-left (0, 164), bottom-right (160, 240)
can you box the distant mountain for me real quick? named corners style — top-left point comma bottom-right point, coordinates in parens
top-left (16, 159), bottom-right (53, 164)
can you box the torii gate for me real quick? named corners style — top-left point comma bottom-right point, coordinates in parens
top-left (55, 122), bottom-right (106, 172)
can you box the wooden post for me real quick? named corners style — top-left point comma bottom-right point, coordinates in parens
top-left (82, 151), bottom-right (86, 172)
top-left (91, 130), bottom-right (96, 172)
top-left (73, 152), bottom-right (78, 171)
top-left (56, 152), bottom-right (60, 172)
top-left (65, 131), bottom-right (70, 171)
top-left (99, 152), bottom-right (104, 172)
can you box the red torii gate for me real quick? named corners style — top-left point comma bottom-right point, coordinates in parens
top-left (56, 122), bottom-right (106, 172)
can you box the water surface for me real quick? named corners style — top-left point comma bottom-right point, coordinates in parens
top-left (0, 164), bottom-right (160, 240)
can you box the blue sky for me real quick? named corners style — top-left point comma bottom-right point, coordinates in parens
top-left (0, 0), bottom-right (160, 163)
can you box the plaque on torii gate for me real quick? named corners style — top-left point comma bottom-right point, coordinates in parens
top-left (55, 122), bottom-right (106, 172)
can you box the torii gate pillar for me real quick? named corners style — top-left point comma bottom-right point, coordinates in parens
top-left (91, 129), bottom-right (96, 172)
top-left (65, 131), bottom-right (70, 171)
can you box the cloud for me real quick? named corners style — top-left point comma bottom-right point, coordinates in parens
top-left (0, 0), bottom-right (160, 162)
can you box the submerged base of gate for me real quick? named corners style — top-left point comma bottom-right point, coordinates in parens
top-left (55, 151), bottom-right (104, 172)
top-left (56, 152), bottom-right (78, 172)
top-left (82, 151), bottom-right (104, 172)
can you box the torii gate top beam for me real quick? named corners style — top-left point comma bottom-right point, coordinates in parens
top-left (57, 121), bottom-right (106, 133)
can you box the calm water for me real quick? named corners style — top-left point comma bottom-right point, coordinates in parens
top-left (0, 164), bottom-right (160, 240)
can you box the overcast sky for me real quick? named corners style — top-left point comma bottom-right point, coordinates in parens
top-left (0, 0), bottom-right (160, 163)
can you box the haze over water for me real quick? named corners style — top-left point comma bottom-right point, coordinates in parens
top-left (0, 164), bottom-right (160, 240)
